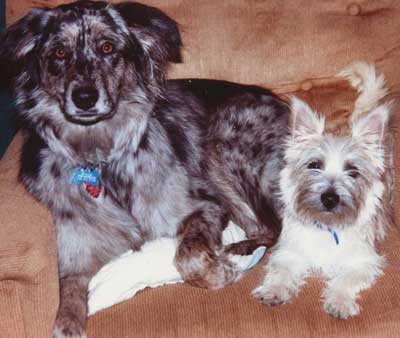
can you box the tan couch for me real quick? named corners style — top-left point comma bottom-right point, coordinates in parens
top-left (1, 1), bottom-right (400, 337)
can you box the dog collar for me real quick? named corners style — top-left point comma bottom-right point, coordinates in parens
top-left (315, 222), bottom-right (339, 245)
top-left (70, 167), bottom-right (102, 198)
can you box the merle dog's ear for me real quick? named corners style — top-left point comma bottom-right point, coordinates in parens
top-left (0, 9), bottom-right (50, 84)
top-left (113, 2), bottom-right (182, 63)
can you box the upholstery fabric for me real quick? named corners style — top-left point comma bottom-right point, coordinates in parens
top-left (1, 1), bottom-right (400, 337)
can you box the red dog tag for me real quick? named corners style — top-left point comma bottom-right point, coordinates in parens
top-left (85, 183), bottom-right (102, 198)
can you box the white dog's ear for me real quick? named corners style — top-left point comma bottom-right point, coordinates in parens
top-left (351, 103), bottom-right (391, 145)
top-left (289, 96), bottom-right (325, 139)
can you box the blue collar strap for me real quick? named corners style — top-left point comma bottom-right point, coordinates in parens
top-left (315, 222), bottom-right (339, 245)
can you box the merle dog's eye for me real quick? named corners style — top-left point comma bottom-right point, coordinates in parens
top-left (101, 41), bottom-right (115, 55)
top-left (55, 47), bottom-right (67, 60)
top-left (307, 160), bottom-right (322, 170)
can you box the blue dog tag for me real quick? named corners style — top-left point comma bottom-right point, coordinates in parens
top-left (70, 168), bottom-right (100, 187)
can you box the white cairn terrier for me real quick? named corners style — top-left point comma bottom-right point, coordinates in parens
top-left (253, 62), bottom-right (393, 319)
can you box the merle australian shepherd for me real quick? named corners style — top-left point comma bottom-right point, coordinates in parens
top-left (0, 1), bottom-right (289, 337)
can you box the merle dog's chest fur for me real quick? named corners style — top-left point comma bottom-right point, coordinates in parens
top-left (21, 81), bottom-right (208, 254)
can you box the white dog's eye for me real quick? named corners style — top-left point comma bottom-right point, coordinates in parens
top-left (348, 171), bottom-right (359, 178)
top-left (345, 164), bottom-right (359, 178)
top-left (307, 160), bottom-right (322, 170)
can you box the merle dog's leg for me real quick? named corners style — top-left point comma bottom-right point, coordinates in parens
top-left (54, 276), bottom-right (90, 338)
top-left (224, 237), bottom-right (271, 256)
top-left (175, 205), bottom-right (240, 289)
top-left (52, 207), bottom-right (142, 338)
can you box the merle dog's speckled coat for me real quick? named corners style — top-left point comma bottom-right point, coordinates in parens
top-left (0, 1), bottom-right (289, 337)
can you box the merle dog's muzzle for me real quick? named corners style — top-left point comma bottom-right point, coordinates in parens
top-left (65, 81), bottom-right (113, 124)
top-left (72, 85), bottom-right (99, 111)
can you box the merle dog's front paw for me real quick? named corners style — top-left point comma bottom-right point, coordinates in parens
top-left (175, 238), bottom-right (241, 290)
top-left (53, 315), bottom-right (87, 338)
top-left (323, 292), bottom-right (360, 319)
top-left (252, 283), bottom-right (295, 307)
top-left (178, 252), bottom-right (240, 290)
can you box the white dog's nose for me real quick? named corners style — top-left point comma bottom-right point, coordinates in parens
top-left (321, 191), bottom-right (340, 210)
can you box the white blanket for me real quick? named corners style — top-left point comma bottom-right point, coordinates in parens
top-left (88, 222), bottom-right (266, 315)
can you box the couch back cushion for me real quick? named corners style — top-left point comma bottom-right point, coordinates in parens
top-left (7, 0), bottom-right (400, 92)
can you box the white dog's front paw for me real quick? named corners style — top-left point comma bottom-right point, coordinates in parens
top-left (252, 283), bottom-right (295, 307)
top-left (323, 293), bottom-right (360, 319)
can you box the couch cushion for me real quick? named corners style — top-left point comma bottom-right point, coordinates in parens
top-left (2, 1), bottom-right (400, 338)
top-left (6, 1), bottom-right (400, 92)
top-left (87, 228), bottom-right (400, 338)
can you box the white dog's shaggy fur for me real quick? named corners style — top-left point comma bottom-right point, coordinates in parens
top-left (253, 62), bottom-right (392, 319)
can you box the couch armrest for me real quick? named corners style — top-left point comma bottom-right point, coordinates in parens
top-left (0, 133), bottom-right (58, 338)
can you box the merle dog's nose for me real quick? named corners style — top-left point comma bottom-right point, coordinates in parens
top-left (321, 191), bottom-right (340, 210)
top-left (72, 86), bottom-right (99, 110)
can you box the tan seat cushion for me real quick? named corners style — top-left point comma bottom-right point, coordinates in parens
top-left (87, 229), bottom-right (400, 338)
